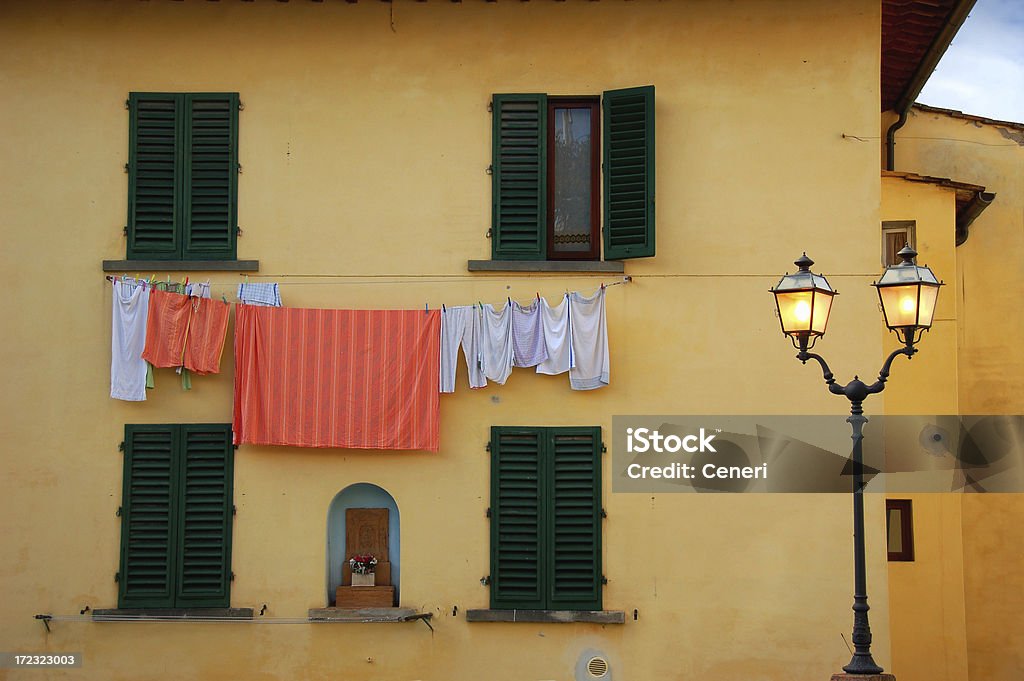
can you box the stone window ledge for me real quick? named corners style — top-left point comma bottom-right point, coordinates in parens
top-left (308, 607), bottom-right (432, 624)
top-left (467, 260), bottom-right (624, 274)
top-left (465, 609), bottom-right (625, 624)
top-left (102, 259), bottom-right (260, 272)
top-left (92, 608), bottom-right (254, 621)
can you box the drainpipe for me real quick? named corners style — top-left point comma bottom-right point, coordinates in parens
top-left (885, 108), bottom-right (908, 172)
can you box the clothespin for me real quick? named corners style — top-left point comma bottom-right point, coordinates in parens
top-left (442, 303), bottom-right (446, 313)
top-left (221, 294), bottom-right (228, 304)
top-left (536, 292), bottom-right (540, 302)
top-left (600, 282), bottom-right (605, 290)
top-left (425, 303), bottom-right (429, 314)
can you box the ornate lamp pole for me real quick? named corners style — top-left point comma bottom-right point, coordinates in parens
top-left (770, 246), bottom-right (943, 676)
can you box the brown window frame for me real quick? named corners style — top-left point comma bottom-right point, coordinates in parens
top-left (546, 97), bottom-right (601, 261)
top-left (886, 499), bottom-right (915, 562)
top-left (882, 220), bottom-right (916, 267)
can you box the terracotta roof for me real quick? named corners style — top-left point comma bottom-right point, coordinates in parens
top-left (912, 103), bottom-right (1024, 130)
top-left (883, 170), bottom-right (995, 245)
top-left (881, 0), bottom-right (976, 113)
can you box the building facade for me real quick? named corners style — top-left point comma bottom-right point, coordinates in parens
top-left (2, 1), bottom-right (1009, 680)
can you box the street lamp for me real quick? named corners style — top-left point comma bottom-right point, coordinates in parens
top-left (769, 245), bottom-right (943, 676)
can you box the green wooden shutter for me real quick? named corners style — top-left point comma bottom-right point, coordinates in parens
top-left (127, 94), bottom-right (182, 260)
top-left (546, 428), bottom-right (602, 610)
top-left (119, 425), bottom-right (179, 608)
top-left (182, 94), bottom-right (238, 260)
top-left (492, 94), bottom-right (547, 261)
top-left (175, 424), bottom-right (234, 608)
top-left (490, 427), bottom-right (545, 609)
top-left (603, 86), bottom-right (655, 260)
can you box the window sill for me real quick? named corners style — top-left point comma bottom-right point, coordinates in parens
top-left (465, 609), bottom-right (625, 624)
top-left (308, 607), bottom-right (432, 624)
top-left (102, 259), bottom-right (260, 273)
top-left (91, 608), bottom-right (254, 621)
top-left (467, 260), bottom-right (624, 274)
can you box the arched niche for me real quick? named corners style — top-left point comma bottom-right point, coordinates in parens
top-left (326, 483), bottom-right (400, 606)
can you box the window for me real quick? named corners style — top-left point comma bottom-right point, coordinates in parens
top-left (127, 93), bottom-right (239, 261)
top-left (118, 424), bottom-right (235, 608)
top-left (489, 426), bottom-right (602, 610)
top-left (491, 87), bottom-right (654, 262)
top-left (882, 221), bottom-right (915, 267)
top-left (886, 499), bottom-right (914, 562)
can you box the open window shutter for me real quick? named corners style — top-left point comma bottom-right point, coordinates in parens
top-left (175, 424), bottom-right (233, 608)
top-left (182, 94), bottom-right (238, 260)
top-left (490, 427), bottom-right (545, 609)
top-left (127, 94), bottom-right (182, 260)
top-left (546, 427), bottom-right (602, 610)
top-left (603, 86), bottom-right (655, 260)
top-left (492, 94), bottom-right (547, 260)
top-left (119, 425), bottom-right (179, 608)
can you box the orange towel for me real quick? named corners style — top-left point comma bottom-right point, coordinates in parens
top-left (233, 305), bottom-right (441, 451)
top-left (142, 290), bottom-right (230, 374)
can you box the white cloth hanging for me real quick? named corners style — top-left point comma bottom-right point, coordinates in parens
top-left (440, 305), bottom-right (487, 392)
top-left (511, 300), bottom-right (548, 368)
top-left (568, 288), bottom-right (609, 390)
top-left (536, 294), bottom-right (573, 376)
top-left (481, 302), bottom-right (514, 385)
top-left (111, 279), bottom-right (151, 401)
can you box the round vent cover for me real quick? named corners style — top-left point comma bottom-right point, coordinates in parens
top-left (586, 656), bottom-right (609, 678)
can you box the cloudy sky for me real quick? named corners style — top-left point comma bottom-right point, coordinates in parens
top-left (917, 0), bottom-right (1024, 122)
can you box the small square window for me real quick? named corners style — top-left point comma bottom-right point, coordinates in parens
top-left (886, 498), bottom-right (914, 562)
top-left (882, 221), bottom-right (915, 267)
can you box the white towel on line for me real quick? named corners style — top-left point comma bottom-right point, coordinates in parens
top-left (481, 302), bottom-right (514, 385)
top-left (568, 288), bottom-right (609, 390)
top-left (536, 294), bottom-right (573, 376)
top-left (111, 279), bottom-right (150, 401)
top-left (511, 300), bottom-right (548, 368)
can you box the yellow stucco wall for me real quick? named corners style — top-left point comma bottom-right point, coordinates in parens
top-left (895, 107), bottom-right (1024, 681)
top-left (880, 176), bottom-right (969, 681)
top-left (0, 1), bottom-right (914, 679)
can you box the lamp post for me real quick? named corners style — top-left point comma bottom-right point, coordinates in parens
top-left (770, 245), bottom-right (942, 676)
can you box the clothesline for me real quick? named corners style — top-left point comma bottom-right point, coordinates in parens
top-left (103, 274), bottom-right (629, 310)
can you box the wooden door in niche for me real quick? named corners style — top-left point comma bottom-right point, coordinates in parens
top-left (343, 508), bottom-right (391, 586)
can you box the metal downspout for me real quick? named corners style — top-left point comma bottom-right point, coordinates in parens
top-left (885, 108), bottom-right (908, 172)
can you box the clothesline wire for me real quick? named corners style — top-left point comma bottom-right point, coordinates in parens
top-left (105, 274), bottom-right (628, 308)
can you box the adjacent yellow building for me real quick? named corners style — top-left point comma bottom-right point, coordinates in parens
top-left (0, 1), bottom-right (1015, 680)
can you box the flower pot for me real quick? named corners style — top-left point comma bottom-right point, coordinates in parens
top-left (351, 572), bottom-right (375, 587)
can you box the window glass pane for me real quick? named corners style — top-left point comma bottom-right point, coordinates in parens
top-left (887, 508), bottom-right (903, 553)
top-left (552, 107), bottom-right (592, 253)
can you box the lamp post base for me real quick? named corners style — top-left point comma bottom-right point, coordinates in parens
top-left (831, 674), bottom-right (896, 681)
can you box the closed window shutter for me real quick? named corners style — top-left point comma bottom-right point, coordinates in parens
top-left (182, 94), bottom-right (238, 260)
top-left (119, 425), bottom-right (179, 608)
top-left (127, 94), bottom-right (182, 260)
top-left (547, 428), bottom-right (602, 610)
top-left (490, 427), bottom-right (545, 609)
top-left (175, 425), bottom-right (233, 607)
top-left (492, 94), bottom-right (547, 261)
top-left (603, 86), bottom-right (655, 260)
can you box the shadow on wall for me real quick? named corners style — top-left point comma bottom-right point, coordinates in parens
top-left (326, 483), bottom-right (400, 606)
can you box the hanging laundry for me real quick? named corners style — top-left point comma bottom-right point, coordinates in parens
top-left (110, 279), bottom-right (150, 401)
top-left (237, 282), bottom-right (282, 307)
top-left (511, 300), bottom-right (548, 368)
top-left (440, 305), bottom-right (486, 393)
top-left (233, 306), bottom-right (441, 451)
top-left (536, 294), bottom-right (573, 376)
top-left (142, 290), bottom-right (230, 375)
top-left (568, 288), bottom-right (609, 390)
top-left (480, 302), bottom-right (514, 385)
